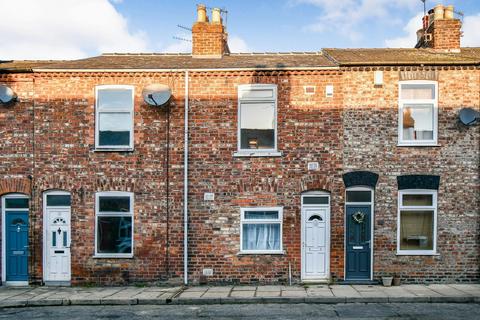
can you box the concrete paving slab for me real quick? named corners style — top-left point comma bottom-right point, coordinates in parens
top-left (229, 290), bottom-right (255, 298)
top-left (206, 286), bottom-right (232, 292)
top-left (382, 286), bottom-right (417, 297)
top-left (232, 285), bottom-right (257, 291)
top-left (448, 284), bottom-right (480, 296)
top-left (255, 291), bottom-right (281, 297)
top-left (403, 285), bottom-right (443, 297)
top-left (428, 284), bottom-right (469, 296)
top-left (184, 286), bottom-right (209, 292)
top-left (330, 285), bottom-right (359, 297)
top-left (202, 291), bottom-right (230, 298)
top-left (177, 291), bottom-right (204, 298)
top-left (306, 288), bottom-right (335, 297)
top-left (281, 286), bottom-right (305, 291)
top-left (281, 290), bottom-right (307, 297)
top-left (256, 285), bottom-right (283, 292)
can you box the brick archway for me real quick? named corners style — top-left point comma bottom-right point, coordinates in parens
top-left (0, 178), bottom-right (31, 196)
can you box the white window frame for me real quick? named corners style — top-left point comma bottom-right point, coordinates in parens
top-left (95, 85), bottom-right (135, 151)
top-left (398, 80), bottom-right (438, 146)
top-left (234, 84), bottom-right (280, 157)
top-left (94, 191), bottom-right (134, 258)
top-left (240, 206), bottom-right (283, 254)
top-left (397, 189), bottom-right (438, 255)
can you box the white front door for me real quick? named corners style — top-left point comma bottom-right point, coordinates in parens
top-left (302, 207), bottom-right (330, 280)
top-left (45, 208), bottom-right (71, 282)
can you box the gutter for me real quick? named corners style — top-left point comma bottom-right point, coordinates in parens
top-left (183, 71), bottom-right (189, 285)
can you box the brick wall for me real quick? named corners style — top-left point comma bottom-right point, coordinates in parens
top-left (342, 66), bottom-right (480, 282)
top-left (1, 65), bottom-right (479, 285)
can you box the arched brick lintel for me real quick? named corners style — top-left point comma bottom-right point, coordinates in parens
top-left (0, 178), bottom-right (31, 196)
top-left (300, 175), bottom-right (335, 193)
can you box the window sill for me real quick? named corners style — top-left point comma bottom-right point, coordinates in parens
top-left (397, 143), bottom-right (439, 147)
top-left (93, 255), bottom-right (134, 259)
top-left (94, 148), bottom-right (134, 152)
top-left (396, 252), bottom-right (439, 256)
top-left (237, 250), bottom-right (285, 256)
top-left (233, 151), bottom-right (283, 158)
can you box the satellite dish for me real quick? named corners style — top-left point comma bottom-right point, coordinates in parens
top-left (0, 85), bottom-right (17, 105)
top-left (142, 84), bottom-right (171, 107)
top-left (459, 107), bottom-right (480, 126)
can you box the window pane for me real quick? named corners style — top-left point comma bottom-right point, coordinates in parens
top-left (98, 89), bottom-right (132, 110)
top-left (5, 198), bottom-right (28, 209)
top-left (346, 191), bottom-right (371, 202)
top-left (99, 196), bottom-right (130, 212)
top-left (402, 194), bottom-right (433, 206)
top-left (244, 211), bottom-right (279, 220)
top-left (402, 104), bottom-right (433, 141)
top-left (240, 102), bottom-right (275, 150)
top-left (97, 216), bottom-right (132, 254)
top-left (400, 210), bottom-right (434, 251)
top-left (242, 223), bottom-right (280, 251)
top-left (46, 195), bottom-right (71, 206)
top-left (99, 113), bottom-right (131, 146)
top-left (401, 84), bottom-right (435, 99)
top-left (303, 196), bottom-right (329, 205)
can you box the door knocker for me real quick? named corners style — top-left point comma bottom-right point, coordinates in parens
top-left (352, 211), bottom-right (365, 224)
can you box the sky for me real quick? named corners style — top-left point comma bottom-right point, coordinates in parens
top-left (1, 0), bottom-right (479, 60)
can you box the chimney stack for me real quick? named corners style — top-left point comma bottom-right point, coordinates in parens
top-left (416, 4), bottom-right (462, 52)
top-left (192, 4), bottom-right (229, 58)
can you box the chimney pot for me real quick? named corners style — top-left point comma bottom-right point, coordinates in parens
top-left (433, 4), bottom-right (444, 20)
top-left (444, 5), bottom-right (454, 20)
top-left (212, 8), bottom-right (222, 24)
top-left (197, 4), bottom-right (207, 23)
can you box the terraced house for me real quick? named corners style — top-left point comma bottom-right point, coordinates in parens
top-left (0, 4), bottom-right (478, 286)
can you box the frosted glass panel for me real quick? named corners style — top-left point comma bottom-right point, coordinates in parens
top-left (240, 103), bottom-right (274, 129)
top-left (401, 84), bottom-right (435, 100)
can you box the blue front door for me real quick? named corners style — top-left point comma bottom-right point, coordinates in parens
top-left (345, 205), bottom-right (371, 280)
top-left (6, 211), bottom-right (29, 281)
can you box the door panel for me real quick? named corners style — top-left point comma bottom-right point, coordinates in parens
top-left (45, 208), bottom-right (71, 282)
top-left (345, 205), bottom-right (371, 280)
top-left (302, 207), bottom-right (329, 280)
top-left (6, 211), bottom-right (29, 281)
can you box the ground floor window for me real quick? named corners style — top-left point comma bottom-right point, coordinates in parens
top-left (397, 190), bottom-right (437, 255)
top-left (240, 207), bottom-right (282, 254)
top-left (95, 192), bottom-right (133, 258)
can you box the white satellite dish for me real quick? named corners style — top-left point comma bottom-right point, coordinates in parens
top-left (142, 84), bottom-right (172, 107)
top-left (459, 107), bottom-right (480, 126)
top-left (0, 85), bottom-right (17, 104)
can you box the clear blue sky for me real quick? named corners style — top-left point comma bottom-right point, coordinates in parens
top-left (1, 0), bottom-right (479, 60)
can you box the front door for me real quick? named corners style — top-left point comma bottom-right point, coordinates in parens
top-left (6, 211), bottom-right (29, 282)
top-left (345, 205), bottom-right (371, 280)
top-left (45, 208), bottom-right (71, 282)
top-left (302, 207), bottom-right (329, 280)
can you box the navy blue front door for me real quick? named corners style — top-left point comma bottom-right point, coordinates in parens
top-left (6, 211), bottom-right (29, 281)
top-left (346, 205), bottom-right (371, 280)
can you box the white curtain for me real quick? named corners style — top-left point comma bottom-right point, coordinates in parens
top-left (243, 224), bottom-right (280, 250)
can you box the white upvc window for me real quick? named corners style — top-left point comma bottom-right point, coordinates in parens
top-left (397, 189), bottom-right (437, 255)
top-left (398, 81), bottom-right (438, 146)
top-left (95, 192), bottom-right (134, 258)
top-left (240, 207), bottom-right (283, 254)
top-left (236, 84), bottom-right (279, 156)
top-left (95, 85), bottom-right (134, 150)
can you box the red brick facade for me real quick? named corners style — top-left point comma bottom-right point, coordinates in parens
top-left (0, 6), bottom-right (479, 286)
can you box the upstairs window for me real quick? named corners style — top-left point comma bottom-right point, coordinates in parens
top-left (397, 190), bottom-right (437, 255)
top-left (95, 85), bottom-right (134, 150)
top-left (237, 84), bottom-right (277, 152)
top-left (398, 81), bottom-right (438, 146)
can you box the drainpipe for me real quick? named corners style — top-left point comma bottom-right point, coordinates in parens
top-left (183, 71), bottom-right (189, 285)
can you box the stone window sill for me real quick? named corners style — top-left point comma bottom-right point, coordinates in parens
top-left (233, 151), bottom-right (283, 158)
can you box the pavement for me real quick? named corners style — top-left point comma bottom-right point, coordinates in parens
top-left (0, 284), bottom-right (478, 308)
